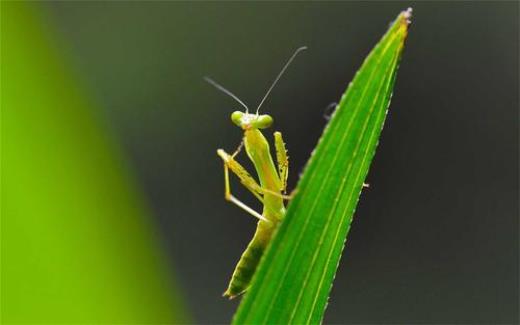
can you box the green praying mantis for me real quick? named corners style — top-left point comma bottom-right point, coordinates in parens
top-left (205, 47), bottom-right (307, 299)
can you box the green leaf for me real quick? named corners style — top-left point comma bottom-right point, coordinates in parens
top-left (233, 9), bottom-right (411, 324)
top-left (1, 3), bottom-right (189, 323)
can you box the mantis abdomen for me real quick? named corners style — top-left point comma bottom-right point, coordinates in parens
top-left (224, 220), bottom-right (275, 298)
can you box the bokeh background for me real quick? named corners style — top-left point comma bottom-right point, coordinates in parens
top-left (2, 1), bottom-right (518, 324)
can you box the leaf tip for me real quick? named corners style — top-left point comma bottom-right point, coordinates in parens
top-left (403, 7), bottom-right (413, 25)
top-left (393, 7), bottom-right (412, 43)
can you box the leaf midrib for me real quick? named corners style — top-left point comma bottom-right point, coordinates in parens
top-left (288, 31), bottom-right (403, 324)
top-left (257, 28), bottom-right (402, 325)
top-left (306, 36), bottom-right (404, 324)
top-left (300, 34), bottom-right (403, 324)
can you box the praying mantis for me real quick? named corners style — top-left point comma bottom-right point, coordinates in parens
top-left (205, 47), bottom-right (307, 299)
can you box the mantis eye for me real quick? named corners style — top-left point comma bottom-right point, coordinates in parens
top-left (231, 111), bottom-right (244, 127)
top-left (253, 114), bottom-right (273, 129)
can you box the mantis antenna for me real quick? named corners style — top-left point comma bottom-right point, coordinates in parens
top-left (204, 76), bottom-right (250, 113)
top-left (204, 46), bottom-right (307, 115)
top-left (255, 46), bottom-right (307, 115)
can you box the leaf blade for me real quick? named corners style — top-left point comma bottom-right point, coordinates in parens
top-left (233, 9), bottom-right (411, 324)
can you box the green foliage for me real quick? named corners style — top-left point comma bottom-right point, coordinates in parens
top-left (233, 10), bottom-right (411, 324)
top-left (1, 3), bottom-right (188, 323)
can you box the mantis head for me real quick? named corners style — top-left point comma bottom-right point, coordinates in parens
top-left (231, 111), bottom-right (273, 130)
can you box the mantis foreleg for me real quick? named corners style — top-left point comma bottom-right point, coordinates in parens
top-left (218, 149), bottom-right (267, 222)
top-left (218, 148), bottom-right (292, 201)
top-left (274, 131), bottom-right (289, 193)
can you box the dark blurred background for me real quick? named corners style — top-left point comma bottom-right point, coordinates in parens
top-left (3, 1), bottom-right (518, 324)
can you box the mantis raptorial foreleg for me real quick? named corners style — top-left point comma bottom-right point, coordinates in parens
top-left (218, 148), bottom-right (292, 212)
top-left (274, 131), bottom-right (289, 193)
top-left (218, 149), bottom-right (267, 222)
top-left (223, 165), bottom-right (269, 222)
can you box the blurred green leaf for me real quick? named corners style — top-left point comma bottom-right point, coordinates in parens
top-left (1, 2), bottom-right (188, 323)
top-left (233, 10), bottom-right (410, 324)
